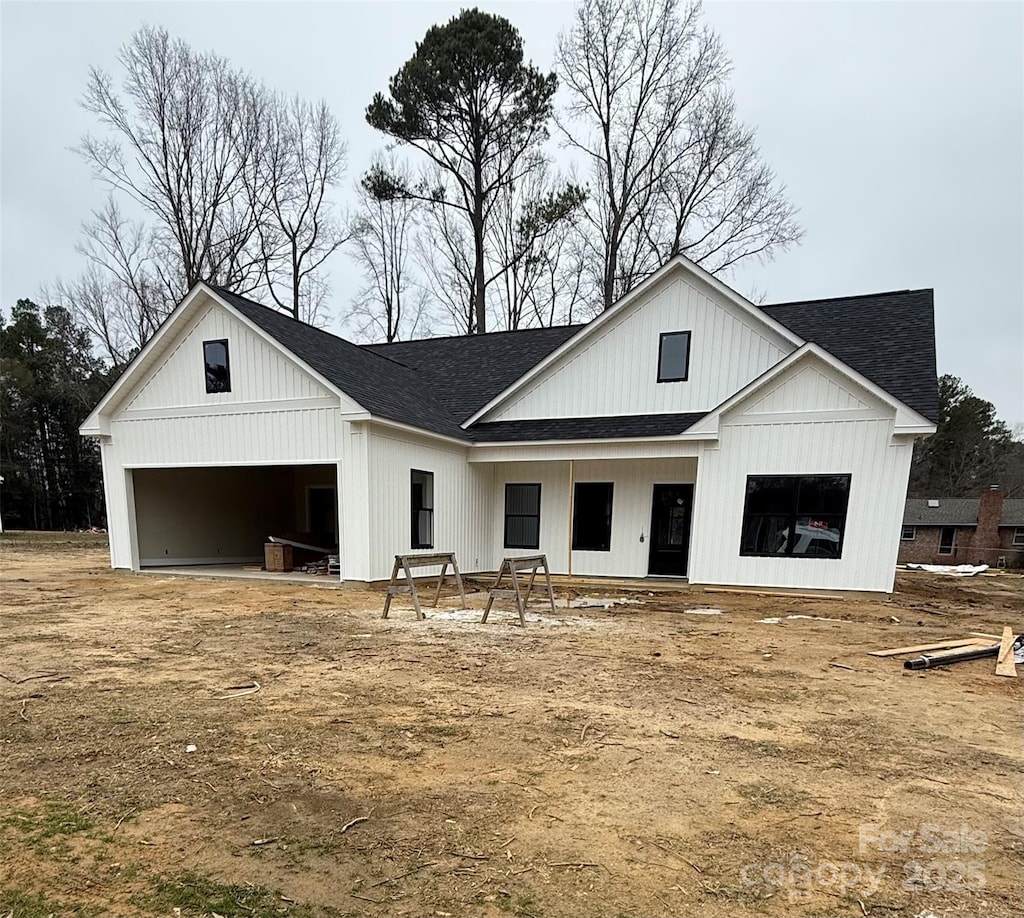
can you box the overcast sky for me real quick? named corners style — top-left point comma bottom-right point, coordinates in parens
top-left (2, 0), bottom-right (1022, 425)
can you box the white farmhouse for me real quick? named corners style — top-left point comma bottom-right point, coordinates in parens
top-left (80, 256), bottom-right (938, 593)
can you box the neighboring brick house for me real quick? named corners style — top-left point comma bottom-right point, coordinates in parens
top-left (899, 487), bottom-right (1024, 567)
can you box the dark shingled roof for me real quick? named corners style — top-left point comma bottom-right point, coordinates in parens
top-left (212, 287), bottom-right (467, 439)
top-left (903, 498), bottom-right (1024, 527)
top-left (762, 289), bottom-right (939, 423)
top-left (467, 413), bottom-right (706, 442)
top-left (210, 281), bottom-right (939, 443)
top-left (366, 325), bottom-right (581, 422)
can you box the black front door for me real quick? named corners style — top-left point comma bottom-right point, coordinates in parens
top-left (648, 484), bottom-right (694, 576)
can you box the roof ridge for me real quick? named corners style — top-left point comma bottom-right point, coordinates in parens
top-left (766, 288), bottom-right (933, 309)
top-left (364, 322), bottom-right (586, 347)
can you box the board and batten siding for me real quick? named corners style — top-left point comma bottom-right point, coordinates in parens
top-left (482, 274), bottom-right (793, 422)
top-left (688, 356), bottom-right (914, 593)
top-left (122, 302), bottom-right (355, 412)
top-left (98, 296), bottom-right (350, 569)
top-left (363, 428), bottom-right (494, 582)
top-left (491, 458), bottom-right (697, 578)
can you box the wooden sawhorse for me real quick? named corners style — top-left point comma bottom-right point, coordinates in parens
top-left (382, 552), bottom-right (467, 620)
top-left (481, 554), bottom-right (556, 627)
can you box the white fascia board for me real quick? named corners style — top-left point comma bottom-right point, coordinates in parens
top-left (367, 417), bottom-right (471, 449)
top-left (79, 284), bottom-right (209, 434)
top-left (80, 284), bottom-right (371, 436)
top-left (460, 254), bottom-right (805, 429)
top-left (686, 342), bottom-right (936, 437)
top-left (467, 432), bottom-right (714, 449)
top-left (893, 422), bottom-right (937, 437)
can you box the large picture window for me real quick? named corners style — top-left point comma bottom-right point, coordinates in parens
top-left (504, 484), bottom-right (541, 550)
top-left (410, 469), bottom-right (434, 549)
top-left (203, 339), bottom-right (231, 393)
top-left (740, 475), bottom-right (851, 559)
top-left (572, 482), bottom-right (614, 552)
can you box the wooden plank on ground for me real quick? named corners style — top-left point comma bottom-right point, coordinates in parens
top-left (995, 627), bottom-right (1017, 678)
top-left (703, 587), bottom-right (844, 601)
top-left (970, 632), bottom-right (1003, 640)
top-left (869, 639), bottom-right (993, 657)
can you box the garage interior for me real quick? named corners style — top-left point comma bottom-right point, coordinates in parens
top-left (132, 464), bottom-right (338, 568)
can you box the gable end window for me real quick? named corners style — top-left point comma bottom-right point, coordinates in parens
top-left (901, 525), bottom-right (916, 541)
top-left (740, 475), bottom-right (851, 559)
top-left (657, 331), bottom-right (691, 383)
top-left (504, 484), bottom-right (541, 550)
top-left (204, 339), bottom-right (231, 394)
top-left (1013, 528), bottom-right (1024, 547)
top-left (572, 482), bottom-right (614, 552)
top-left (410, 469), bottom-right (434, 549)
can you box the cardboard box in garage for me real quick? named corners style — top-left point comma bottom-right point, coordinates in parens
top-left (264, 542), bottom-right (293, 572)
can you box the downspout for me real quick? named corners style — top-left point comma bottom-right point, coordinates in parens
top-left (567, 459), bottom-right (574, 577)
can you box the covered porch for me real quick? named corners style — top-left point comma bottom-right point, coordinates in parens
top-left (475, 450), bottom-right (702, 581)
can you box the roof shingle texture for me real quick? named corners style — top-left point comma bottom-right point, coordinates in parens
top-left (903, 498), bottom-right (1024, 527)
top-left (467, 413), bottom-right (706, 442)
top-left (212, 282), bottom-right (939, 442)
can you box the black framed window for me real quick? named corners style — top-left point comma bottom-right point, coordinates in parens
top-left (901, 525), bottom-right (916, 541)
top-left (740, 475), bottom-right (851, 558)
top-left (504, 484), bottom-right (541, 550)
top-left (657, 331), bottom-right (691, 382)
top-left (572, 482), bottom-right (614, 551)
top-left (203, 339), bottom-right (231, 393)
top-left (410, 469), bottom-right (434, 549)
top-left (938, 527), bottom-right (956, 555)
top-left (1014, 528), bottom-right (1024, 547)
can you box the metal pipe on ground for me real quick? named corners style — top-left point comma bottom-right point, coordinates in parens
top-left (904, 642), bottom-right (1000, 670)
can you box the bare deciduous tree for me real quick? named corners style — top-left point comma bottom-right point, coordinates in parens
top-left (557, 0), bottom-right (801, 309)
top-left (486, 164), bottom-right (589, 330)
top-left (78, 25), bottom-right (263, 292)
top-left (66, 25), bottom-right (348, 357)
top-left (250, 95), bottom-right (349, 323)
top-left (416, 195), bottom-right (476, 336)
top-left (348, 156), bottom-right (429, 342)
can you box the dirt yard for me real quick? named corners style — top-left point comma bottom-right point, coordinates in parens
top-left (0, 532), bottom-right (1021, 918)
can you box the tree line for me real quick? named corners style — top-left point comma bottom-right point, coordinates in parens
top-left (3, 2), bottom-right (1018, 530)
top-left (47, 0), bottom-right (801, 356)
top-left (0, 301), bottom-right (112, 530)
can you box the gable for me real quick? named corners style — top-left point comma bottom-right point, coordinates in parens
top-left (735, 359), bottom-right (880, 417)
top-left (477, 270), bottom-right (795, 423)
top-left (762, 289), bottom-right (938, 423)
top-left (121, 303), bottom-right (333, 414)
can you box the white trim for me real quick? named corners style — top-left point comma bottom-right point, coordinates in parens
top-left (469, 433), bottom-right (708, 449)
top-left (80, 285), bottom-right (208, 433)
top-left (123, 458), bottom-right (340, 469)
top-left (79, 283), bottom-right (367, 435)
top-left (120, 396), bottom-right (340, 421)
top-left (469, 439), bottom-right (704, 463)
top-left (684, 343), bottom-right (936, 438)
top-left (368, 417), bottom-right (471, 449)
top-left (461, 255), bottom-right (805, 428)
top-left (726, 408), bottom-right (889, 426)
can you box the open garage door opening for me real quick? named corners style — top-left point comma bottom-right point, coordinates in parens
top-left (131, 464), bottom-right (338, 573)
